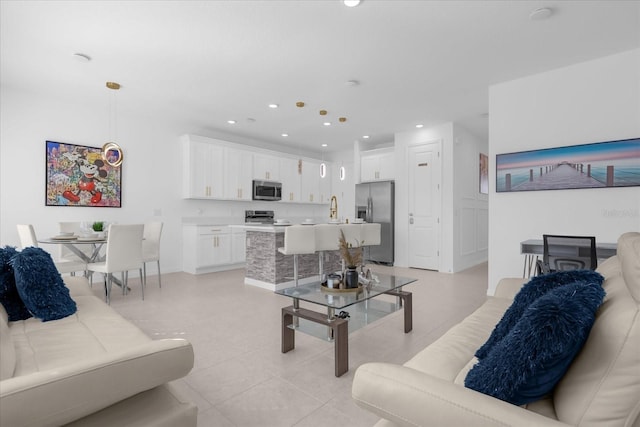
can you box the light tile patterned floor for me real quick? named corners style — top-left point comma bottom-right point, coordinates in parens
top-left (96, 263), bottom-right (488, 427)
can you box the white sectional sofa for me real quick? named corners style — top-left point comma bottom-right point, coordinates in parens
top-left (352, 231), bottom-right (640, 427)
top-left (0, 276), bottom-right (196, 427)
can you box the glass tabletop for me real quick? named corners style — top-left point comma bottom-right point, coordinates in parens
top-left (275, 272), bottom-right (417, 309)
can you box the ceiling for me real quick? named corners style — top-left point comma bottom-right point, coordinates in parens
top-left (1, 1), bottom-right (639, 155)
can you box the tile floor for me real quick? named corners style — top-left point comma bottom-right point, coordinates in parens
top-left (95, 263), bottom-right (488, 427)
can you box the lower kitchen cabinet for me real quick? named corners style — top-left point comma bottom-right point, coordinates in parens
top-left (183, 224), bottom-right (245, 274)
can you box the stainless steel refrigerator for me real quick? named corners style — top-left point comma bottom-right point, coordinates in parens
top-left (355, 180), bottom-right (394, 265)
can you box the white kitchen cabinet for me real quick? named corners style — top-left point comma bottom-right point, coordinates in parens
top-left (182, 139), bottom-right (225, 198)
top-left (183, 225), bottom-right (243, 274)
top-left (253, 153), bottom-right (280, 181)
top-left (279, 157), bottom-right (301, 202)
top-left (300, 159), bottom-right (322, 203)
top-left (225, 147), bottom-right (253, 200)
top-left (319, 164), bottom-right (331, 204)
top-left (360, 148), bottom-right (395, 182)
top-left (232, 228), bottom-right (247, 263)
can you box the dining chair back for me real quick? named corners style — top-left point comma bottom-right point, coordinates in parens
top-left (142, 221), bottom-right (163, 288)
top-left (16, 224), bottom-right (86, 275)
top-left (87, 224), bottom-right (145, 303)
top-left (16, 224), bottom-right (37, 248)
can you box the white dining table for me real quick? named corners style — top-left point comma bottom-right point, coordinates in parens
top-left (38, 236), bottom-right (107, 263)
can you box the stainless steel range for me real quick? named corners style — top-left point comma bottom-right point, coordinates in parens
top-left (245, 210), bottom-right (275, 224)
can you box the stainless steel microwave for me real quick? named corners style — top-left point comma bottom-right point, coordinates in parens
top-left (252, 180), bottom-right (282, 201)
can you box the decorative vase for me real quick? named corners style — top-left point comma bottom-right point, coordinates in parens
top-left (345, 266), bottom-right (359, 289)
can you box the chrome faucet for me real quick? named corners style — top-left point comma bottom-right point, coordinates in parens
top-left (329, 195), bottom-right (338, 220)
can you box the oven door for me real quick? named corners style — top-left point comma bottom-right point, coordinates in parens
top-left (252, 180), bottom-right (282, 201)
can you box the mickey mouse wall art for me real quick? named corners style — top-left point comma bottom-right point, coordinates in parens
top-left (45, 140), bottom-right (122, 207)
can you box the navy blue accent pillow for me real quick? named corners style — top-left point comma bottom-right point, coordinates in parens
top-left (465, 281), bottom-right (605, 406)
top-left (11, 247), bottom-right (77, 322)
top-left (0, 246), bottom-right (32, 321)
top-left (475, 270), bottom-right (604, 360)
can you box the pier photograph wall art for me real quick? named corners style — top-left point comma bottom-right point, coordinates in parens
top-left (496, 137), bottom-right (640, 192)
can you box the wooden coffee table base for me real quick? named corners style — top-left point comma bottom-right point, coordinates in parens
top-left (281, 290), bottom-right (412, 377)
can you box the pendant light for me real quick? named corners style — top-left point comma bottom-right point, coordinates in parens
top-left (102, 82), bottom-right (123, 167)
top-left (320, 144), bottom-right (327, 178)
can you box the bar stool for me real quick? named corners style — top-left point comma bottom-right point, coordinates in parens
top-left (278, 225), bottom-right (317, 287)
top-left (314, 224), bottom-right (341, 281)
top-left (278, 225), bottom-right (316, 323)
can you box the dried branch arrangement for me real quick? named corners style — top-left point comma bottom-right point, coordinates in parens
top-left (339, 229), bottom-right (363, 268)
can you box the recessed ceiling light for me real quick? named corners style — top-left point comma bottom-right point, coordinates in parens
top-left (415, 124), bottom-right (424, 128)
top-left (268, 104), bottom-right (279, 109)
top-left (73, 53), bottom-right (91, 62)
top-left (281, 133), bottom-right (289, 137)
top-left (362, 135), bottom-right (370, 139)
top-left (321, 143), bottom-right (328, 147)
top-left (345, 79), bottom-right (360, 87)
top-left (227, 120), bottom-right (236, 124)
top-left (344, 0), bottom-right (361, 7)
top-left (323, 122), bottom-right (331, 126)
top-left (529, 7), bottom-right (553, 20)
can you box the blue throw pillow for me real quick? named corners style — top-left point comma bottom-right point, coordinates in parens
top-left (475, 270), bottom-right (604, 360)
top-left (11, 247), bottom-right (77, 321)
top-left (0, 246), bottom-right (32, 321)
top-left (464, 281), bottom-right (605, 406)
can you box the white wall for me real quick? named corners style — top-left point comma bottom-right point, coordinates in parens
top-left (394, 122), bottom-right (488, 273)
top-left (452, 125), bottom-right (489, 272)
top-left (0, 87), bottom-right (330, 274)
top-left (488, 48), bottom-right (640, 294)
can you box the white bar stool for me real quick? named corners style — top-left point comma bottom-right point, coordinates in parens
top-left (278, 225), bottom-right (316, 323)
top-left (314, 224), bottom-right (341, 281)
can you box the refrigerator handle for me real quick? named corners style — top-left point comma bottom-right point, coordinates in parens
top-left (367, 196), bottom-right (373, 222)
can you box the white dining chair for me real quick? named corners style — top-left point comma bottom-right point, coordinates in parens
top-left (87, 224), bottom-right (145, 304)
top-left (16, 224), bottom-right (87, 276)
top-left (142, 221), bottom-right (163, 288)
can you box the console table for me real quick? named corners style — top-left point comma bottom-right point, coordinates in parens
top-left (520, 239), bottom-right (617, 278)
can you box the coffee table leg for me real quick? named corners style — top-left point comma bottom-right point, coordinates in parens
top-left (334, 319), bottom-right (349, 377)
top-left (282, 307), bottom-right (295, 353)
top-left (403, 292), bottom-right (412, 333)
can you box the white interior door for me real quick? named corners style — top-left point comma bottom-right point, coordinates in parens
top-left (408, 142), bottom-right (441, 270)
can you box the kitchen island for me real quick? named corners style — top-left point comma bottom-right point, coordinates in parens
top-left (231, 224), bottom-right (342, 291)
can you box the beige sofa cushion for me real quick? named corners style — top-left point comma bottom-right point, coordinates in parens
top-left (0, 305), bottom-right (16, 380)
top-left (554, 232), bottom-right (640, 426)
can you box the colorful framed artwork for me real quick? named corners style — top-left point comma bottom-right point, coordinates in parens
top-left (45, 140), bottom-right (122, 207)
top-left (496, 137), bottom-right (640, 193)
top-left (479, 153), bottom-right (489, 194)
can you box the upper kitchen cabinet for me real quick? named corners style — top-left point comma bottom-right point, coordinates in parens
top-left (360, 148), bottom-right (395, 182)
top-left (301, 159), bottom-right (331, 204)
top-left (253, 153), bottom-right (280, 181)
top-left (280, 157), bottom-right (301, 202)
top-left (225, 147), bottom-right (253, 200)
top-left (182, 137), bottom-right (225, 198)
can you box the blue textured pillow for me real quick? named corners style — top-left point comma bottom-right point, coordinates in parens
top-left (475, 270), bottom-right (604, 360)
top-left (0, 246), bottom-right (32, 321)
top-left (465, 281), bottom-right (605, 406)
top-left (11, 247), bottom-right (77, 321)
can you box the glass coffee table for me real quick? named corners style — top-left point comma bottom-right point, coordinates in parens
top-left (276, 272), bottom-right (416, 377)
